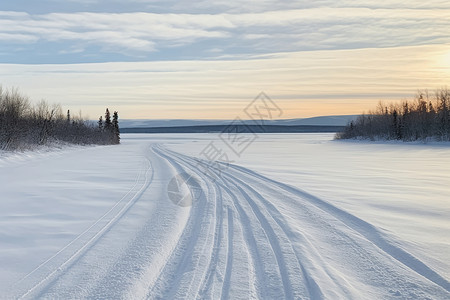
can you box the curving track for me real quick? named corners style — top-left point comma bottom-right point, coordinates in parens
top-left (13, 143), bottom-right (450, 299)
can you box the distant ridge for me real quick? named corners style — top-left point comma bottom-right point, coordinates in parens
top-left (120, 115), bottom-right (358, 129)
top-left (120, 125), bottom-right (345, 134)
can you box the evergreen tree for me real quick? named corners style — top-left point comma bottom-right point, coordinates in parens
top-left (98, 115), bottom-right (103, 130)
top-left (112, 111), bottom-right (120, 144)
top-left (104, 108), bottom-right (112, 130)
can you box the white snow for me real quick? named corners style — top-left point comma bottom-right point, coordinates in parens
top-left (0, 133), bottom-right (449, 299)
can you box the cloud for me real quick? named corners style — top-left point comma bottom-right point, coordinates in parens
top-left (0, 33), bottom-right (38, 43)
top-left (0, 1), bottom-right (449, 66)
top-left (0, 7), bottom-right (449, 63)
top-left (55, 0), bottom-right (450, 12)
top-left (0, 11), bottom-right (233, 57)
top-left (1, 44), bottom-right (449, 119)
top-left (1, 1), bottom-right (448, 119)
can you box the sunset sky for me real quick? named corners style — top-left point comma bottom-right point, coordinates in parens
top-left (0, 1), bottom-right (449, 119)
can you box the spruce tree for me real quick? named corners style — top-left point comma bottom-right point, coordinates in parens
top-left (98, 115), bottom-right (103, 130)
top-left (112, 111), bottom-right (120, 144)
top-left (104, 108), bottom-right (112, 130)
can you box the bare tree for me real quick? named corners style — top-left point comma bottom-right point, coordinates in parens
top-left (336, 88), bottom-right (450, 141)
top-left (0, 86), bottom-right (121, 151)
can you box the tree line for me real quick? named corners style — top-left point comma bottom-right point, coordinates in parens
top-left (0, 86), bottom-right (120, 151)
top-left (336, 88), bottom-right (450, 141)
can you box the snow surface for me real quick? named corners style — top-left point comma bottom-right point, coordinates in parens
top-left (0, 133), bottom-right (449, 299)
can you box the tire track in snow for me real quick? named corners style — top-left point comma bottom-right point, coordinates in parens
top-left (42, 143), bottom-right (195, 299)
top-left (221, 207), bottom-right (234, 300)
top-left (223, 174), bottom-right (313, 300)
top-left (153, 145), bottom-right (261, 299)
top-left (17, 150), bottom-right (154, 299)
top-left (15, 142), bottom-right (449, 299)
top-left (197, 181), bottom-right (225, 299)
top-left (155, 144), bottom-right (449, 299)
top-left (84, 144), bottom-right (195, 299)
top-left (221, 179), bottom-right (271, 299)
top-left (148, 145), bottom-right (218, 299)
top-left (219, 170), bottom-right (326, 299)
top-left (16, 160), bottom-right (144, 285)
top-left (157, 145), bottom-right (309, 299)
top-left (226, 162), bottom-right (450, 294)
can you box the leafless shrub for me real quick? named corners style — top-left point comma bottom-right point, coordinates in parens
top-left (336, 88), bottom-right (450, 141)
top-left (0, 86), bottom-right (120, 151)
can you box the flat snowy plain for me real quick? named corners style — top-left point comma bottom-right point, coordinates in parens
top-left (0, 133), bottom-right (449, 299)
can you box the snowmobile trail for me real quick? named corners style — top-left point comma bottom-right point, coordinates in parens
top-left (7, 141), bottom-right (449, 299)
top-left (148, 144), bottom-right (449, 299)
top-left (16, 149), bottom-right (154, 299)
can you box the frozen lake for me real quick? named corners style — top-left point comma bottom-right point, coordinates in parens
top-left (164, 133), bottom-right (450, 279)
top-left (1, 133), bottom-right (449, 299)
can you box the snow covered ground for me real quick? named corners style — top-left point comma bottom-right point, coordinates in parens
top-left (0, 133), bottom-right (449, 299)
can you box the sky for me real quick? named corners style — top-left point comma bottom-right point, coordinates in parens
top-left (0, 1), bottom-right (450, 119)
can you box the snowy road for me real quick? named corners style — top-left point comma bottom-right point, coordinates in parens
top-left (1, 135), bottom-right (449, 299)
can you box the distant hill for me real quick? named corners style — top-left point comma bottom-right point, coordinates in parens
top-left (121, 125), bottom-right (345, 134)
top-left (119, 115), bottom-right (358, 128)
top-left (271, 115), bottom-right (359, 126)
